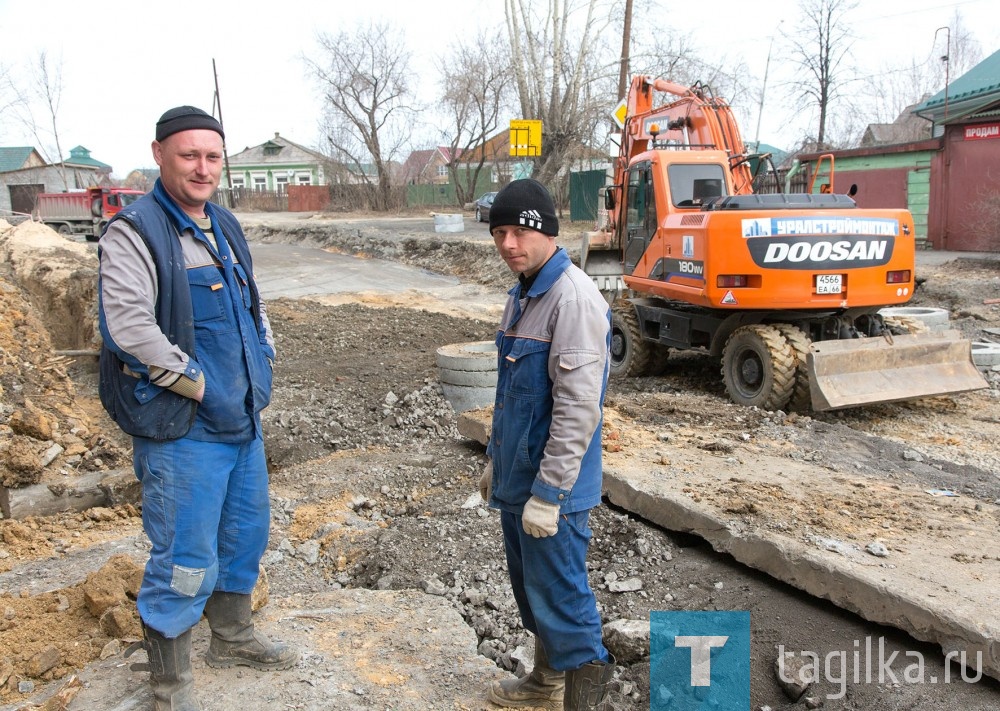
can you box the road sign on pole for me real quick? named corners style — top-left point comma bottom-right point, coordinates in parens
top-left (612, 99), bottom-right (628, 129)
top-left (509, 120), bottom-right (542, 157)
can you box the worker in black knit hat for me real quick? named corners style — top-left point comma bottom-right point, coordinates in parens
top-left (481, 178), bottom-right (617, 710)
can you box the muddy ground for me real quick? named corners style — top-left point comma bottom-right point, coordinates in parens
top-left (1, 212), bottom-right (999, 710)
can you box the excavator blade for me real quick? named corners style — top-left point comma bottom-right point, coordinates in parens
top-left (806, 330), bottom-right (988, 411)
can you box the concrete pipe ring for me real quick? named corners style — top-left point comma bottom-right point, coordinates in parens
top-left (879, 306), bottom-right (951, 331)
top-left (436, 341), bottom-right (498, 371)
top-left (437, 341), bottom-right (498, 413)
top-left (439, 368), bottom-right (498, 388)
top-left (433, 213), bottom-right (465, 233)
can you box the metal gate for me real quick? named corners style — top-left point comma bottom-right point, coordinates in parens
top-left (569, 169), bottom-right (607, 222)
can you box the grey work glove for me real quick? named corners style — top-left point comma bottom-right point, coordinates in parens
top-left (480, 460), bottom-right (493, 502)
top-left (522, 495), bottom-right (560, 538)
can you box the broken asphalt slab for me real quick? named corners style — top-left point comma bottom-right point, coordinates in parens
top-left (459, 406), bottom-right (1000, 681)
top-left (0, 589), bottom-right (506, 711)
top-left (603, 427), bottom-right (1000, 682)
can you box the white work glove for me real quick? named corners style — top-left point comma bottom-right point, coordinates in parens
top-left (522, 496), bottom-right (560, 538)
top-left (480, 460), bottom-right (493, 502)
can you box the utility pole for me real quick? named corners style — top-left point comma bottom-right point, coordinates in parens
top-left (934, 26), bottom-right (951, 121)
top-left (212, 58), bottom-right (234, 190)
top-left (617, 0), bottom-right (633, 101)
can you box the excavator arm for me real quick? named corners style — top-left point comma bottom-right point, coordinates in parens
top-left (619, 76), bottom-right (754, 194)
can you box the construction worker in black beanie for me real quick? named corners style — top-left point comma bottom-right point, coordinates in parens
top-left (480, 178), bottom-right (616, 709)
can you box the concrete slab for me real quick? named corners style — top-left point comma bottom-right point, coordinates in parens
top-left (600, 425), bottom-right (1000, 681)
top-left (2, 589), bottom-right (506, 711)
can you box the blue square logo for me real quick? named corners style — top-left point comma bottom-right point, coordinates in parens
top-left (650, 611), bottom-right (750, 710)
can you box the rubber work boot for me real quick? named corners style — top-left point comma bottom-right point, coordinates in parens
top-left (564, 658), bottom-right (615, 710)
top-left (141, 625), bottom-right (203, 711)
top-left (203, 591), bottom-right (299, 670)
top-left (487, 637), bottom-right (565, 709)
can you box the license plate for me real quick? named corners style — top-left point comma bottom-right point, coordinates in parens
top-left (815, 274), bottom-right (842, 294)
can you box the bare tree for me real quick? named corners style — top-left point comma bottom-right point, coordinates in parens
top-left (785, 0), bottom-right (858, 149)
top-left (6, 51), bottom-right (70, 189)
top-left (0, 63), bottom-right (16, 122)
top-left (627, 24), bottom-right (754, 136)
top-left (851, 10), bottom-right (981, 146)
top-left (437, 33), bottom-right (514, 206)
top-left (928, 12), bottom-right (982, 93)
top-left (306, 22), bottom-right (417, 211)
top-left (504, 0), bottom-right (619, 189)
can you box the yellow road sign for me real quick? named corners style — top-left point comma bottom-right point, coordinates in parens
top-left (510, 119), bottom-right (542, 157)
top-left (612, 99), bottom-right (628, 129)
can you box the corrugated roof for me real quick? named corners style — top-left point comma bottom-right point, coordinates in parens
top-left (915, 48), bottom-right (1000, 113)
top-left (0, 146), bottom-right (38, 173)
top-left (64, 145), bottom-right (111, 170)
top-left (227, 133), bottom-right (328, 166)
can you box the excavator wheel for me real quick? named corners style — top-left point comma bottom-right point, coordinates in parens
top-left (883, 315), bottom-right (929, 335)
top-left (721, 324), bottom-right (796, 410)
top-left (609, 302), bottom-right (653, 378)
top-left (774, 324), bottom-right (812, 412)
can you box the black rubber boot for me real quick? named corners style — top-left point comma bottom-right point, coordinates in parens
top-left (487, 637), bottom-right (565, 709)
top-left (203, 591), bottom-right (299, 671)
top-left (141, 625), bottom-right (203, 711)
top-left (564, 658), bottom-right (615, 710)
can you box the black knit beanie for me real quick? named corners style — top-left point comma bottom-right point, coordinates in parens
top-left (155, 106), bottom-right (225, 142)
top-left (489, 179), bottom-right (559, 237)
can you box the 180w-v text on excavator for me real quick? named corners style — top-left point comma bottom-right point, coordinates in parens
top-left (582, 75), bottom-right (986, 411)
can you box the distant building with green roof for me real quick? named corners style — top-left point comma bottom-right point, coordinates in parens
top-left (62, 145), bottom-right (112, 173)
top-left (0, 145), bottom-right (115, 216)
top-left (913, 48), bottom-right (1000, 133)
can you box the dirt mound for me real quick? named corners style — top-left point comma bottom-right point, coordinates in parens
top-left (0, 221), bottom-right (128, 493)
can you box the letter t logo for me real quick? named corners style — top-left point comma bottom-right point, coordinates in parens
top-left (675, 636), bottom-right (728, 686)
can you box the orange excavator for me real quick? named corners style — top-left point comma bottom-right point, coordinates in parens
top-left (582, 76), bottom-right (985, 411)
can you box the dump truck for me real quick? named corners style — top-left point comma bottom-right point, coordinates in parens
top-left (582, 75), bottom-right (986, 411)
top-left (35, 186), bottom-right (145, 241)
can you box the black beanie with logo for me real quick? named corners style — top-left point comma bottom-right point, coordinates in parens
top-left (155, 106), bottom-right (226, 142)
top-left (488, 179), bottom-right (559, 237)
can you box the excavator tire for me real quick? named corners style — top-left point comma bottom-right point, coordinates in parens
top-left (774, 324), bottom-right (812, 412)
top-left (883, 315), bottom-right (929, 335)
top-left (721, 324), bottom-right (796, 410)
top-left (609, 302), bottom-right (653, 378)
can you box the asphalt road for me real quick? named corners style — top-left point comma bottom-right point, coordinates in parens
top-left (249, 241), bottom-right (462, 300)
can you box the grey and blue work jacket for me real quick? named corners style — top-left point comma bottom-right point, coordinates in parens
top-left (98, 180), bottom-right (274, 442)
top-left (487, 248), bottom-right (611, 515)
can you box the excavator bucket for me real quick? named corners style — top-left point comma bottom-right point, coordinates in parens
top-left (581, 232), bottom-right (625, 298)
top-left (807, 330), bottom-right (988, 411)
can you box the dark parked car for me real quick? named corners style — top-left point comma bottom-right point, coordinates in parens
top-left (474, 191), bottom-right (497, 223)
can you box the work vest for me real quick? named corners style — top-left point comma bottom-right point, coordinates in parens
top-left (97, 195), bottom-right (264, 440)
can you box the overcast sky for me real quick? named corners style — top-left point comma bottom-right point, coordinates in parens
top-left (1, 0), bottom-right (997, 179)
